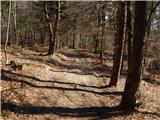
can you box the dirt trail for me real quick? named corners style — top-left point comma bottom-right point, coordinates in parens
top-left (1, 47), bottom-right (160, 120)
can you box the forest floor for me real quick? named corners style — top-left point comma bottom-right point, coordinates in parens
top-left (1, 45), bottom-right (160, 120)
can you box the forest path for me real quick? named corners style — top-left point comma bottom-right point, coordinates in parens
top-left (1, 46), bottom-right (160, 120)
top-left (1, 47), bottom-right (122, 120)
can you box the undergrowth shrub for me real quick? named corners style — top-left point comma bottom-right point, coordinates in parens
top-left (148, 59), bottom-right (160, 74)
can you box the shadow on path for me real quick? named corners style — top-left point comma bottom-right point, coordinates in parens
top-left (1, 102), bottom-right (130, 119)
top-left (59, 49), bottom-right (97, 59)
top-left (2, 102), bottom-right (160, 119)
top-left (143, 76), bottom-right (160, 86)
top-left (1, 69), bottom-right (122, 96)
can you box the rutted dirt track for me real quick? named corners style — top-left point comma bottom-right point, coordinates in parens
top-left (1, 46), bottom-right (160, 120)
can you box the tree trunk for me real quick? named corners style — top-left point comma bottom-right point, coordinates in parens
top-left (95, 38), bottom-right (99, 54)
top-left (95, 6), bottom-right (100, 54)
top-left (146, 1), bottom-right (153, 37)
top-left (120, 1), bottom-right (147, 110)
top-left (33, 30), bottom-right (36, 44)
top-left (30, 27), bottom-right (34, 46)
top-left (126, 1), bottom-right (132, 69)
top-left (44, 2), bottom-right (55, 55)
top-left (72, 30), bottom-right (76, 49)
top-left (121, 1), bottom-right (131, 75)
top-left (40, 29), bottom-right (43, 45)
top-left (4, 0), bottom-right (12, 64)
top-left (24, 30), bottom-right (27, 47)
top-left (29, 30), bottom-right (32, 46)
top-left (55, 1), bottom-right (60, 51)
top-left (100, 3), bottom-right (105, 64)
top-left (72, 18), bottom-right (77, 49)
top-left (95, 6), bottom-right (100, 53)
top-left (141, 2), bottom-right (160, 79)
top-left (109, 2), bottom-right (125, 86)
top-left (14, 1), bottom-right (18, 45)
top-left (146, 2), bottom-right (160, 34)
top-left (20, 26), bottom-right (23, 47)
top-left (120, 39), bottom-right (127, 75)
top-left (53, 1), bottom-right (59, 52)
top-left (141, 2), bottom-right (154, 78)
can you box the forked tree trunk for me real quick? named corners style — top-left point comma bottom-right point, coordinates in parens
top-left (120, 1), bottom-right (147, 110)
top-left (44, 2), bottom-right (58, 55)
top-left (146, 1), bottom-right (160, 36)
top-left (4, 0), bottom-right (12, 64)
top-left (109, 2), bottom-right (125, 86)
top-left (141, 2), bottom-right (160, 78)
top-left (44, 2), bottom-right (53, 54)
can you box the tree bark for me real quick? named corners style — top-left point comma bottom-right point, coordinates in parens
top-left (31, 27), bottom-right (34, 46)
top-left (95, 39), bottom-right (98, 54)
top-left (100, 3), bottom-right (105, 64)
top-left (109, 2), bottom-right (125, 86)
top-left (120, 39), bottom-right (127, 75)
top-left (14, 1), bottom-right (18, 45)
top-left (95, 6), bottom-right (100, 54)
top-left (4, 0), bottom-right (12, 64)
top-left (72, 19), bottom-right (76, 49)
top-left (126, 1), bottom-right (132, 69)
top-left (72, 30), bottom-right (76, 49)
top-left (121, 1), bottom-right (132, 75)
top-left (44, 2), bottom-right (55, 55)
top-left (120, 1), bottom-right (147, 110)
top-left (146, 2), bottom-right (153, 37)
top-left (54, 1), bottom-right (60, 51)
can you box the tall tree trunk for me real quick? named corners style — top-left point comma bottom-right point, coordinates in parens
top-left (109, 2), bottom-right (125, 86)
top-left (146, 1), bottom-right (160, 35)
top-left (95, 6), bottom-right (100, 54)
top-left (29, 30), bottom-right (32, 46)
top-left (72, 17), bottom-right (77, 49)
top-left (72, 30), bottom-right (76, 49)
top-left (146, 2), bottom-right (153, 37)
top-left (33, 30), bottom-right (36, 44)
top-left (126, 1), bottom-right (132, 69)
top-left (4, 0), bottom-right (12, 64)
top-left (40, 28), bottom-right (44, 45)
top-left (121, 1), bottom-right (131, 75)
top-left (141, 2), bottom-right (160, 77)
top-left (120, 1), bottom-right (147, 110)
top-left (44, 2), bottom-right (54, 55)
top-left (14, 1), bottom-right (18, 45)
top-left (100, 3), bottom-right (105, 64)
top-left (95, 38), bottom-right (99, 54)
top-left (66, 31), bottom-right (69, 47)
top-left (31, 27), bottom-right (34, 46)
top-left (20, 26), bottom-right (23, 47)
top-left (53, 1), bottom-right (59, 52)
top-left (55, 1), bottom-right (60, 51)
top-left (24, 29), bottom-right (27, 47)
top-left (120, 39), bottom-right (127, 75)
top-left (141, 2), bottom-right (154, 78)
